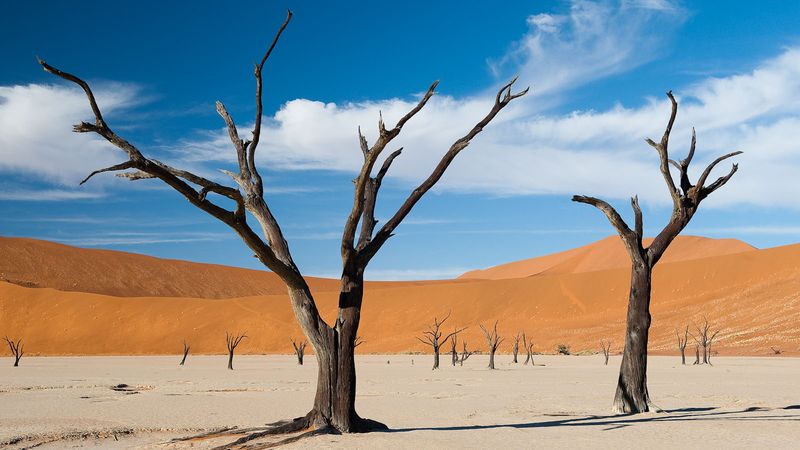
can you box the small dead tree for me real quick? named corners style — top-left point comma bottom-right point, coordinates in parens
top-left (693, 345), bottom-right (700, 365)
top-left (39, 9), bottom-right (527, 436)
top-left (4, 337), bottom-right (23, 367)
top-left (693, 317), bottom-right (720, 365)
top-left (179, 340), bottom-right (190, 366)
top-left (573, 92), bottom-right (742, 413)
top-left (416, 312), bottom-right (466, 370)
top-left (354, 336), bottom-right (365, 349)
top-left (676, 325), bottom-right (689, 365)
top-left (459, 341), bottom-right (473, 366)
top-left (522, 332), bottom-right (535, 365)
top-left (600, 339), bottom-right (612, 365)
top-left (450, 331), bottom-right (459, 366)
top-left (771, 346), bottom-right (782, 355)
top-left (291, 338), bottom-right (308, 365)
top-left (226, 332), bottom-right (247, 370)
top-left (512, 332), bottom-right (521, 364)
top-left (480, 321), bottom-right (504, 370)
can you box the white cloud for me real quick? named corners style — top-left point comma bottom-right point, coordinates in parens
top-left (3, 0), bottom-right (799, 212)
top-left (0, 188), bottom-right (105, 201)
top-left (0, 83), bottom-right (139, 186)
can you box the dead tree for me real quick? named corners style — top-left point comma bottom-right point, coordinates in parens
top-left (676, 325), bottom-right (689, 365)
top-left (450, 331), bottom-right (459, 366)
top-left (226, 332), bottom-right (247, 370)
top-left (771, 347), bottom-right (782, 355)
top-left (693, 317), bottom-right (720, 365)
top-left (480, 321), bottom-right (504, 370)
top-left (693, 345), bottom-right (700, 365)
top-left (600, 339), bottom-right (612, 365)
top-left (179, 340), bottom-right (190, 366)
top-left (522, 332), bottom-right (535, 365)
top-left (512, 332), bottom-right (521, 363)
top-left (291, 338), bottom-right (308, 365)
top-left (39, 9), bottom-right (526, 436)
top-left (573, 92), bottom-right (742, 413)
top-left (416, 312), bottom-right (466, 370)
top-left (459, 341), bottom-right (473, 366)
top-left (354, 336), bottom-right (365, 349)
top-left (4, 337), bottom-right (23, 367)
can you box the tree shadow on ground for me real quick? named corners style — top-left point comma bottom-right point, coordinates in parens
top-left (383, 405), bottom-right (800, 434)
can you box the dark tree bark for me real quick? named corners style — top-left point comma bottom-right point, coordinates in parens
top-left (39, 10), bottom-right (527, 438)
top-left (573, 92), bottom-right (742, 414)
top-left (4, 337), bottom-right (23, 367)
top-left (600, 339), bottom-right (612, 365)
top-left (416, 312), bottom-right (466, 370)
top-left (226, 332), bottom-right (247, 370)
top-left (693, 317), bottom-right (720, 365)
top-left (480, 321), bottom-right (504, 370)
top-left (179, 340), bottom-right (190, 366)
top-left (676, 325), bottom-right (689, 365)
top-left (459, 341), bottom-right (473, 366)
top-left (291, 338), bottom-right (308, 365)
top-left (512, 332), bottom-right (521, 364)
top-left (522, 332), bottom-right (534, 366)
top-left (450, 332), bottom-right (459, 366)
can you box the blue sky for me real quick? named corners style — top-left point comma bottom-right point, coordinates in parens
top-left (2, 0), bottom-right (800, 280)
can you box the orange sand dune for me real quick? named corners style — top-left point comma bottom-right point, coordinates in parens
top-left (0, 237), bottom-right (446, 298)
top-left (1, 237), bottom-right (798, 357)
top-left (459, 235), bottom-right (756, 280)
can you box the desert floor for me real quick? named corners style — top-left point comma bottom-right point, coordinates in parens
top-left (1, 355), bottom-right (799, 449)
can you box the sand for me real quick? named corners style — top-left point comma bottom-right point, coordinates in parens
top-left (2, 237), bottom-right (799, 356)
top-left (1, 355), bottom-right (799, 448)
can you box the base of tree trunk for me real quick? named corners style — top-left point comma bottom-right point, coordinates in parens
top-left (174, 410), bottom-right (387, 449)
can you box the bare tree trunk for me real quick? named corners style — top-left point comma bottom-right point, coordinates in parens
top-left (573, 92), bottom-right (742, 415)
top-left (600, 339), bottom-right (612, 365)
top-left (179, 340), bottom-right (190, 366)
top-left (612, 264), bottom-right (652, 413)
top-left (226, 332), bottom-right (246, 371)
top-left (38, 10), bottom-right (527, 438)
top-left (481, 321), bottom-right (503, 370)
top-left (291, 338), bottom-right (307, 365)
top-left (4, 337), bottom-right (23, 367)
top-left (450, 334), bottom-right (459, 366)
top-left (693, 345), bottom-right (700, 365)
top-left (460, 341), bottom-right (472, 366)
top-left (512, 332), bottom-right (520, 364)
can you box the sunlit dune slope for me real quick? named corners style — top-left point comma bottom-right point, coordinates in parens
top-left (1, 237), bottom-right (798, 357)
top-left (459, 235), bottom-right (756, 280)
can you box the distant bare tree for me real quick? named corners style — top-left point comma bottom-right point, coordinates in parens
top-left (573, 92), bottom-right (742, 413)
top-left (522, 332), bottom-right (535, 366)
top-left (675, 325), bottom-right (689, 365)
top-left (459, 341), bottom-right (473, 366)
top-left (226, 332), bottom-right (247, 370)
top-left (354, 336), bottom-right (365, 349)
top-left (291, 338), bottom-right (308, 365)
top-left (179, 340), bottom-right (190, 366)
top-left (693, 345), bottom-right (700, 365)
top-left (512, 332), bottom-right (521, 364)
top-left (692, 317), bottom-right (720, 365)
top-left (450, 332), bottom-right (459, 366)
top-left (416, 312), bottom-right (466, 370)
top-left (600, 339), bottom-right (612, 365)
top-left (771, 346), bottom-right (782, 355)
top-left (480, 321), bottom-right (504, 370)
top-left (4, 337), bottom-right (23, 367)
